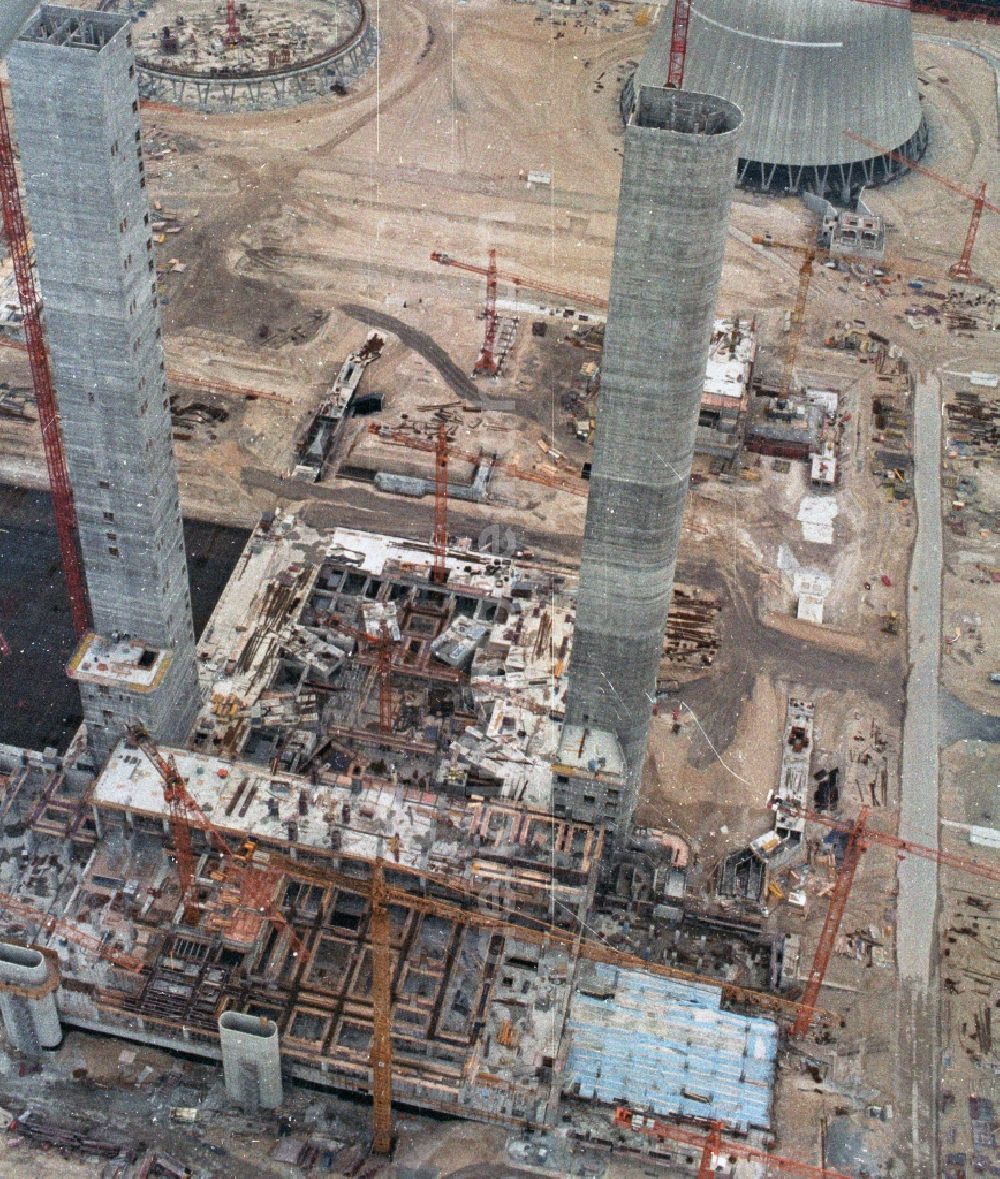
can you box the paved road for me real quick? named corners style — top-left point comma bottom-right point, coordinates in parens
top-left (896, 376), bottom-right (942, 1178)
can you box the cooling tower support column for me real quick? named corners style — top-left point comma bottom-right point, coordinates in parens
top-left (559, 87), bottom-right (742, 834)
top-left (219, 1011), bottom-right (283, 1110)
top-left (0, 943), bottom-right (61, 1055)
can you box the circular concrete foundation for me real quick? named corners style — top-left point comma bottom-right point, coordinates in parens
top-left (132, 0), bottom-right (375, 112)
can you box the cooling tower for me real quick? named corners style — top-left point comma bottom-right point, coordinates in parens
top-left (626, 0), bottom-right (927, 202)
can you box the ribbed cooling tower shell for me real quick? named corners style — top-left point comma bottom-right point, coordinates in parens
top-left (627, 0), bottom-right (927, 200)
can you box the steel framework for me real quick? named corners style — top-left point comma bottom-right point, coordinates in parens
top-left (778, 801), bottom-right (1000, 1038)
top-left (616, 1107), bottom-right (852, 1178)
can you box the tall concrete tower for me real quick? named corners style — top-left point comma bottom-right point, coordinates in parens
top-left (555, 87), bottom-right (742, 834)
top-left (9, 7), bottom-right (200, 762)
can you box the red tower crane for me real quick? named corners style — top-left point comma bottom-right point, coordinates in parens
top-left (431, 423), bottom-right (449, 585)
top-left (661, 0), bottom-right (1000, 104)
top-left (319, 617), bottom-right (398, 732)
top-left (223, 0), bottom-right (240, 47)
top-left (665, 0), bottom-right (691, 88)
top-left (845, 130), bottom-right (999, 280)
top-left (472, 248), bottom-right (499, 376)
top-left (0, 89), bottom-right (89, 639)
top-left (129, 727), bottom-right (234, 903)
top-left (774, 801), bottom-right (1000, 1038)
top-left (615, 1107), bottom-right (852, 1178)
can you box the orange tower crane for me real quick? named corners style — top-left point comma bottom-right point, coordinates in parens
top-left (615, 1107), bottom-right (852, 1178)
top-left (845, 130), bottom-right (999, 280)
top-left (431, 423), bottom-right (449, 584)
top-left (0, 891), bottom-right (147, 974)
top-left (0, 88), bottom-right (89, 638)
top-left (751, 236), bottom-right (817, 400)
top-left (773, 801), bottom-right (1000, 1038)
top-left (430, 250), bottom-right (607, 311)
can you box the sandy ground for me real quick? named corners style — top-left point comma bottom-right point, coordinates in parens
top-left (0, 2), bottom-right (999, 1172)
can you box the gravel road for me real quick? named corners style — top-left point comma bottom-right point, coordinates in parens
top-left (896, 375), bottom-right (943, 1178)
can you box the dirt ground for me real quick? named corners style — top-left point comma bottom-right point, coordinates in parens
top-left (1, 1), bottom-right (999, 1173)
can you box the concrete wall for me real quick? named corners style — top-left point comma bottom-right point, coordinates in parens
top-left (563, 88), bottom-right (742, 829)
top-left (218, 1011), bottom-right (283, 1110)
top-left (0, 943), bottom-right (61, 1053)
top-left (9, 7), bottom-right (200, 756)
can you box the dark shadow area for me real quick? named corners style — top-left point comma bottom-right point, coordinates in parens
top-left (0, 484), bottom-right (248, 752)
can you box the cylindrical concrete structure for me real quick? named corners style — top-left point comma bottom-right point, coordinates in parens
top-left (563, 87), bottom-right (742, 826)
top-left (0, 943), bottom-right (62, 1054)
top-left (627, 0), bottom-right (926, 202)
top-left (219, 1011), bottom-right (283, 1110)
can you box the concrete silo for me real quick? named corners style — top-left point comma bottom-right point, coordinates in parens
top-left (625, 0), bottom-right (927, 202)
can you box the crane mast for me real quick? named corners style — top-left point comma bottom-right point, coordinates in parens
top-left (431, 423), bottom-right (449, 585)
top-left (615, 1107), bottom-right (852, 1177)
top-left (472, 248), bottom-right (499, 376)
top-left (775, 800), bottom-right (1000, 1037)
top-left (0, 88), bottom-right (89, 638)
top-left (845, 129), bottom-right (998, 280)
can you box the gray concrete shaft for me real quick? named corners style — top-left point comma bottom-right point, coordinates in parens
top-left (9, 8), bottom-right (200, 760)
top-left (219, 1011), bottom-right (284, 1110)
top-left (0, 943), bottom-right (61, 1054)
top-left (564, 87), bottom-right (742, 827)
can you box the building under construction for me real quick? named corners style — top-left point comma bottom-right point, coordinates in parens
top-left (627, 0), bottom-right (928, 202)
top-left (0, 4), bottom-right (807, 1170)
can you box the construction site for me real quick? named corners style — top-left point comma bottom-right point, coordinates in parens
top-left (0, 0), bottom-right (998, 1176)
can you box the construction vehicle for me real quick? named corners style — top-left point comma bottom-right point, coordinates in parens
top-left (615, 1107), bottom-right (851, 1178)
top-left (845, 130), bottom-right (998, 281)
top-left (772, 800), bottom-right (1000, 1038)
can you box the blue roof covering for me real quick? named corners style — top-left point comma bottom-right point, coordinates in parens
top-left (563, 963), bottom-right (778, 1133)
